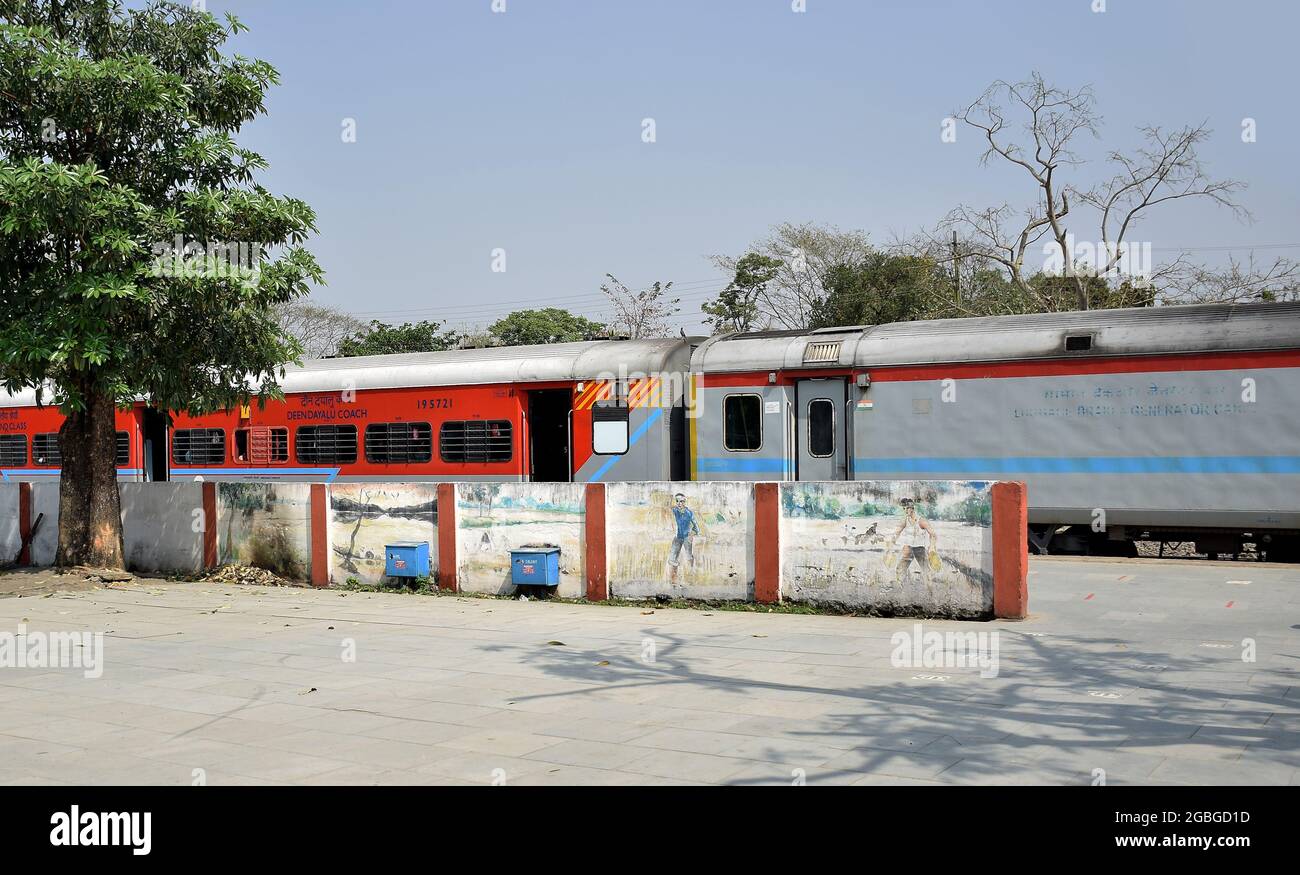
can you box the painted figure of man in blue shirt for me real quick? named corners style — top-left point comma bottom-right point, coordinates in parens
top-left (669, 492), bottom-right (700, 583)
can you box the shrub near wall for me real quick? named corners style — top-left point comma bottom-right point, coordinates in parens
top-left (217, 482), bottom-right (313, 581)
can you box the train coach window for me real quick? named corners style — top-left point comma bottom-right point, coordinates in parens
top-left (116, 431), bottom-right (130, 466)
top-left (440, 420), bottom-right (513, 463)
top-left (172, 428), bottom-right (226, 465)
top-left (592, 402), bottom-right (629, 455)
top-left (33, 433), bottom-right (61, 466)
top-left (808, 399), bottom-right (835, 458)
top-left (233, 427), bottom-right (290, 464)
top-left (0, 434), bottom-right (26, 466)
top-left (723, 394), bottom-right (763, 452)
top-left (366, 422), bottom-right (433, 464)
top-left (270, 428), bottom-right (289, 462)
top-left (295, 425), bottom-right (357, 464)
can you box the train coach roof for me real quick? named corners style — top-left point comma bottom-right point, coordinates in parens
top-left (280, 338), bottom-right (693, 393)
top-left (691, 301), bottom-right (1300, 372)
top-left (0, 339), bottom-right (694, 407)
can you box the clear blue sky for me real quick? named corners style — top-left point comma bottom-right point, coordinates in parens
top-left (219, 0), bottom-right (1300, 333)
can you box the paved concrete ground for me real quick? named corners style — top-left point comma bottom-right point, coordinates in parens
top-left (0, 557), bottom-right (1296, 785)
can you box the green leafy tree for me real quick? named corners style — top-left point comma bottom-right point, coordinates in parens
top-left (488, 308), bottom-right (605, 346)
top-left (811, 253), bottom-right (947, 329)
top-left (0, 1), bottom-right (322, 568)
top-left (336, 320), bottom-right (461, 357)
top-left (702, 252), bottom-right (781, 334)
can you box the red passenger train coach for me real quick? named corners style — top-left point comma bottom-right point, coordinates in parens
top-left (0, 340), bottom-right (694, 484)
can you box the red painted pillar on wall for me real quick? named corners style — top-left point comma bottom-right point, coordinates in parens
top-left (754, 482), bottom-right (781, 604)
top-left (309, 483), bottom-right (329, 588)
top-left (201, 481), bottom-right (217, 570)
top-left (437, 483), bottom-right (458, 592)
top-left (991, 481), bottom-right (1029, 619)
top-left (585, 483), bottom-right (607, 601)
top-left (18, 481), bottom-right (32, 566)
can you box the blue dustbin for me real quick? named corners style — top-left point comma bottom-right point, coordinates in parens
top-left (385, 541), bottom-right (430, 578)
top-left (510, 545), bottom-right (561, 586)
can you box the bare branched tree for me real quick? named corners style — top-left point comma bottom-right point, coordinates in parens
top-left (710, 222), bottom-right (873, 329)
top-left (600, 274), bottom-right (680, 338)
top-left (934, 72), bottom-right (1249, 310)
top-left (1157, 254), bottom-right (1300, 304)
top-left (275, 302), bottom-right (368, 359)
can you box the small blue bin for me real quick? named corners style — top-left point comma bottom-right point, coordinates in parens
top-left (385, 541), bottom-right (430, 578)
top-left (510, 545), bottom-right (561, 586)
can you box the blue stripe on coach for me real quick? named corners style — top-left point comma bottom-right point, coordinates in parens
top-left (850, 456), bottom-right (1300, 475)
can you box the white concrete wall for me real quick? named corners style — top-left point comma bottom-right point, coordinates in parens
top-left (120, 483), bottom-right (204, 573)
top-left (0, 484), bottom-right (19, 563)
top-left (30, 483), bottom-right (60, 566)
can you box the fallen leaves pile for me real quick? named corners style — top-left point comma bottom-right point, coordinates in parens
top-left (198, 564), bottom-right (306, 588)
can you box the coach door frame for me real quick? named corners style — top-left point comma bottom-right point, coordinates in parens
top-left (794, 377), bottom-right (848, 481)
top-left (141, 407), bottom-right (169, 482)
top-left (526, 388), bottom-right (573, 482)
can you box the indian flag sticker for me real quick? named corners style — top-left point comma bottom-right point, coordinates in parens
top-left (857, 399), bottom-right (874, 410)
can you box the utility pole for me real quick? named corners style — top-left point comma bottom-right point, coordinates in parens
top-left (951, 231), bottom-right (961, 307)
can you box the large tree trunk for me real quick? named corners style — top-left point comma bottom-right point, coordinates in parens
top-left (56, 387), bottom-right (125, 569)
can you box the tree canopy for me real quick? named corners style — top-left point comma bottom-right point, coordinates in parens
top-left (337, 320), bottom-right (460, 357)
top-left (0, 0), bottom-right (322, 566)
top-left (488, 307), bottom-right (605, 345)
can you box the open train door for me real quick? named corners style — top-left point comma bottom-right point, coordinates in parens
top-left (527, 389), bottom-right (572, 482)
top-left (795, 378), bottom-right (847, 480)
top-left (141, 407), bottom-right (169, 481)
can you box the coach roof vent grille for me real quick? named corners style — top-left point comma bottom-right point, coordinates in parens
top-left (803, 341), bottom-right (842, 364)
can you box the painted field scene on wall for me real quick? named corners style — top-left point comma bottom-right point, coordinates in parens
top-left (456, 483), bottom-right (585, 597)
top-left (781, 481), bottom-right (993, 616)
top-left (330, 483), bottom-right (436, 586)
top-left (605, 482), bottom-right (753, 601)
top-left (217, 483), bottom-right (312, 581)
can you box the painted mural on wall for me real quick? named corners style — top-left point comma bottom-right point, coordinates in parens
top-left (330, 483), bottom-right (436, 586)
top-left (455, 483), bottom-right (585, 597)
top-left (605, 482), bottom-right (753, 600)
top-left (217, 482), bottom-right (312, 580)
top-left (781, 481), bottom-right (993, 616)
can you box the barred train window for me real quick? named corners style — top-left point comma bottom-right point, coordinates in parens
top-left (295, 425), bottom-right (357, 464)
top-left (33, 433), bottom-right (61, 466)
top-left (0, 434), bottom-right (26, 466)
top-left (723, 394), bottom-right (763, 452)
top-left (440, 420), bottom-right (513, 463)
top-left (234, 427), bottom-right (289, 464)
top-left (172, 428), bottom-right (226, 465)
top-left (115, 431), bottom-right (130, 466)
top-left (365, 421), bottom-right (432, 464)
top-left (269, 428), bottom-right (289, 462)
